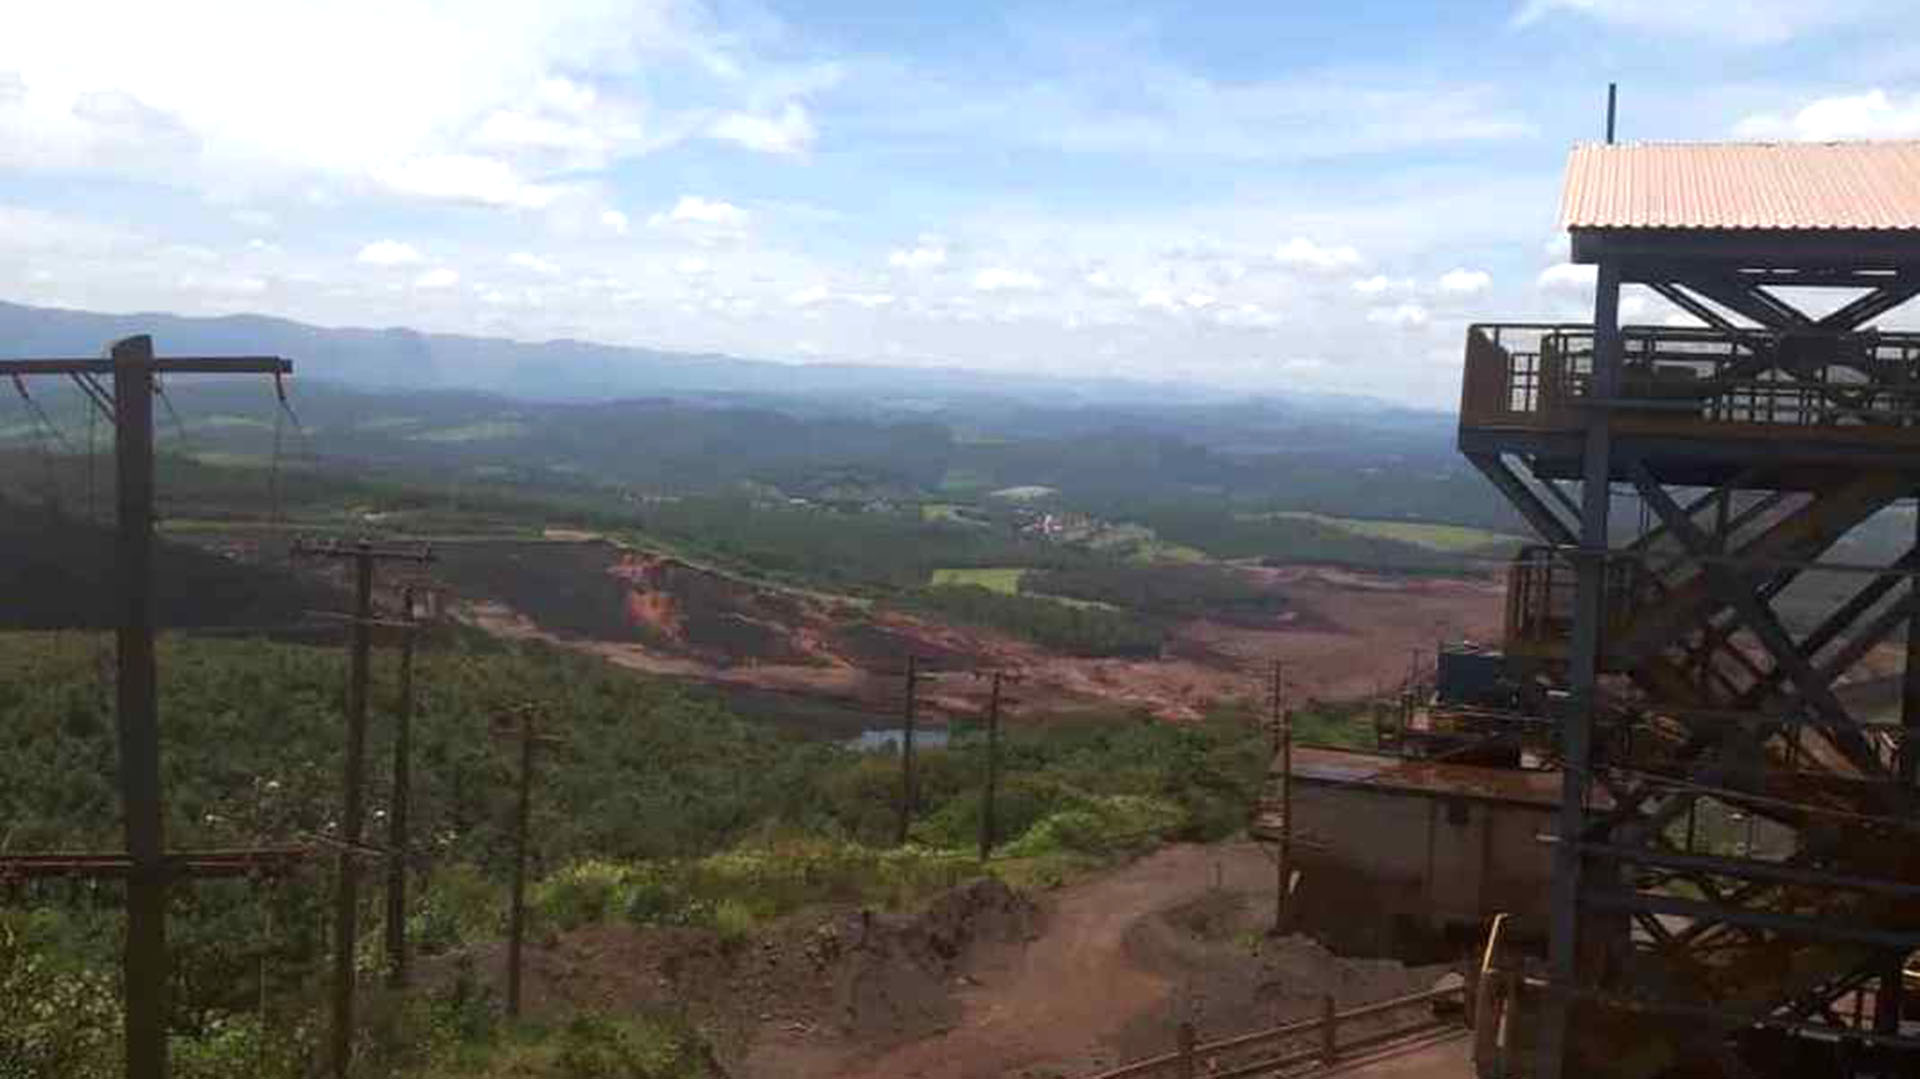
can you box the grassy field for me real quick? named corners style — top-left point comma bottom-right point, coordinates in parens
top-left (921, 502), bottom-right (987, 525)
top-left (410, 420), bottom-right (532, 443)
top-left (930, 566), bottom-right (1027, 593)
top-left (1270, 512), bottom-right (1522, 553)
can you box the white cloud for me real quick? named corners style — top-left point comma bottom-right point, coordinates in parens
top-left (508, 252), bottom-right (560, 275)
top-left (1366, 303), bottom-right (1429, 327)
top-left (1438, 268), bottom-right (1491, 294)
top-left (649, 195), bottom-right (749, 231)
top-left (1137, 289), bottom-right (1177, 312)
top-left (1735, 90), bottom-right (1920, 140)
top-left (1183, 292), bottom-right (1217, 309)
top-left (973, 267), bottom-right (1043, 292)
top-left (1352, 275), bottom-right (1405, 295)
top-left (708, 102), bottom-right (817, 154)
top-left (846, 292), bottom-right (896, 309)
top-left (600, 209), bottom-right (631, 236)
top-left (786, 284), bottom-right (830, 307)
top-left (375, 154), bottom-right (555, 209)
top-left (1214, 303), bottom-right (1282, 328)
top-left (0, 0), bottom-right (807, 195)
top-left (414, 267), bottom-right (459, 289)
top-left (1275, 237), bottom-right (1361, 272)
top-left (888, 236), bottom-right (948, 271)
top-left (1537, 262), bottom-right (1597, 292)
top-left (674, 256), bottom-right (710, 276)
top-left (1083, 269), bottom-right (1125, 293)
top-left (1511, 0), bottom-right (1876, 44)
top-left (356, 240), bottom-right (424, 266)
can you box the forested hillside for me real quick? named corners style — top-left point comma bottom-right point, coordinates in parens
top-left (1, 629), bottom-right (1288, 1077)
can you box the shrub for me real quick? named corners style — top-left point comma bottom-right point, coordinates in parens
top-left (533, 860), bottom-right (633, 931)
top-left (1000, 794), bottom-right (1185, 858)
top-left (556, 1014), bottom-right (712, 1079)
top-left (414, 864), bottom-right (502, 955)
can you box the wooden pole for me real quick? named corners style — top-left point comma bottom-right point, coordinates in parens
top-left (507, 707), bottom-right (536, 1019)
top-left (896, 655), bottom-right (918, 847)
top-left (1320, 994), bottom-right (1338, 1066)
top-left (385, 587), bottom-right (417, 989)
top-left (979, 671), bottom-right (1002, 861)
top-left (329, 545), bottom-right (375, 1077)
top-left (113, 334), bottom-right (167, 1079)
top-left (1277, 707), bottom-right (1295, 934)
top-left (1175, 1020), bottom-right (1197, 1079)
top-left (1268, 659), bottom-right (1283, 756)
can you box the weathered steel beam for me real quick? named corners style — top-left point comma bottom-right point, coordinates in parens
top-left (1466, 452), bottom-right (1579, 547)
top-left (1586, 890), bottom-right (1920, 950)
top-left (1583, 842), bottom-right (1920, 901)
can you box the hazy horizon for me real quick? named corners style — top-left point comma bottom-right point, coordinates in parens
top-left (5, 2), bottom-right (1917, 406)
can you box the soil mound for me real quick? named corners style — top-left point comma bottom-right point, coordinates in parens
top-left (834, 878), bottom-right (1042, 1040)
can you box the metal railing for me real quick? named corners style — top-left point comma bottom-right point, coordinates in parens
top-left (1071, 983), bottom-right (1465, 1079)
top-left (1503, 546), bottom-right (1643, 652)
top-left (1462, 323), bottom-right (1920, 436)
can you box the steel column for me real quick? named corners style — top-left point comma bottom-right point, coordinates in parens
top-left (1538, 260), bottom-right (1622, 1079)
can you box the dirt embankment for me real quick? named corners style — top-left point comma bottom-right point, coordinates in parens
top-left (441, 844), bottom-right (1453, 1079)
top-left (447, 541), bottom-right (1505, 725)
top-left (770, 844), bottom-right (1451, 1079)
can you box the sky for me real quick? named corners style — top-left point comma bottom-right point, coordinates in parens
top-left (3, 1), bottom-right (1919, 406)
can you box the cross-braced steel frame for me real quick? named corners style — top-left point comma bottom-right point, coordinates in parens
top-left (1462, 251), bottom-right (1920, 1078)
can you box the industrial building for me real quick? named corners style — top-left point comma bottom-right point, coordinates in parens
top-left (1258, 744), bottom-right (1560, 955)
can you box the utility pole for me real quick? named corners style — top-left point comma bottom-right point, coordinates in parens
top-left (0, 338), bottom-right (292, 1079)
top-left (493, 704), bottom-right (560, 1019)
top-left (1276, 706), bottom-right (1295, 935)
top-left (1268, 659), bottom-right (1285, 755)
top-left (114, 336), bottom-right (167, 1079)
top-left (294, 538), bottom-right (433, 1078)
top-left (979, 670), bottom-right (1006, 861)
top-left (896, 654), bottom-right (919, 847)
top-left (386, 586), bottom-right (420, 988)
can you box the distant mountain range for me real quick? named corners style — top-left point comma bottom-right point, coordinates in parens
top-left (0, 299), bottom-right (1435, 424)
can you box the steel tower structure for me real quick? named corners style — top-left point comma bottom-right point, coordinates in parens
top-left (1461, 142), bottom-right (1920, 1078)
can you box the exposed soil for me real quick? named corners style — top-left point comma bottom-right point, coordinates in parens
top-left (757, 843), bottom-right (1450, 1079)
top-left (443, 540), bottom-right (1506, 726)
top-left (433, 844), bottom-right (1456, 1079)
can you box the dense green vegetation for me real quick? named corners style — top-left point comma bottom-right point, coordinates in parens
top-left (628, 496), bottom-right (1072, 590)
top-left (928, 566), bottom-right (1026, 593)
top-left (0, 630), bottom-right (1276, 1077)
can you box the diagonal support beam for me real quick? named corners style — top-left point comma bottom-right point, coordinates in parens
top-left (1818, 281), bottom-right (1920, 330)
top-left (1467, 451), bottom-right (1579, 548)
top-left (1649, 282), bottom-right (1744, 335)
top-left (1687, 277), bottom-right (1812, 330)
top-left (1738, 547), bottom-right (1920, 711)
top-left (1629, 462), bottom-right (1882, 773)
top-left (1527, 460), bottom-right (1586, 527)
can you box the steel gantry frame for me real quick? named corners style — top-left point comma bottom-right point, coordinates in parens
top-left (1463, 250), bottom-right (1920, 1076)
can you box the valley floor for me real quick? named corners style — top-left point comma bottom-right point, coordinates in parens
top-left (456, 554), bottom-right (1507, 726)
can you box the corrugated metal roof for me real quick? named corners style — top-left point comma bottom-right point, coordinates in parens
top-left (1561, 141), bottom-right (1920, 232)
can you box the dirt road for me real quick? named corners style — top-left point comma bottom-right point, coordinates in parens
top-left (827, 843), bottom-right (1275, 1079)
